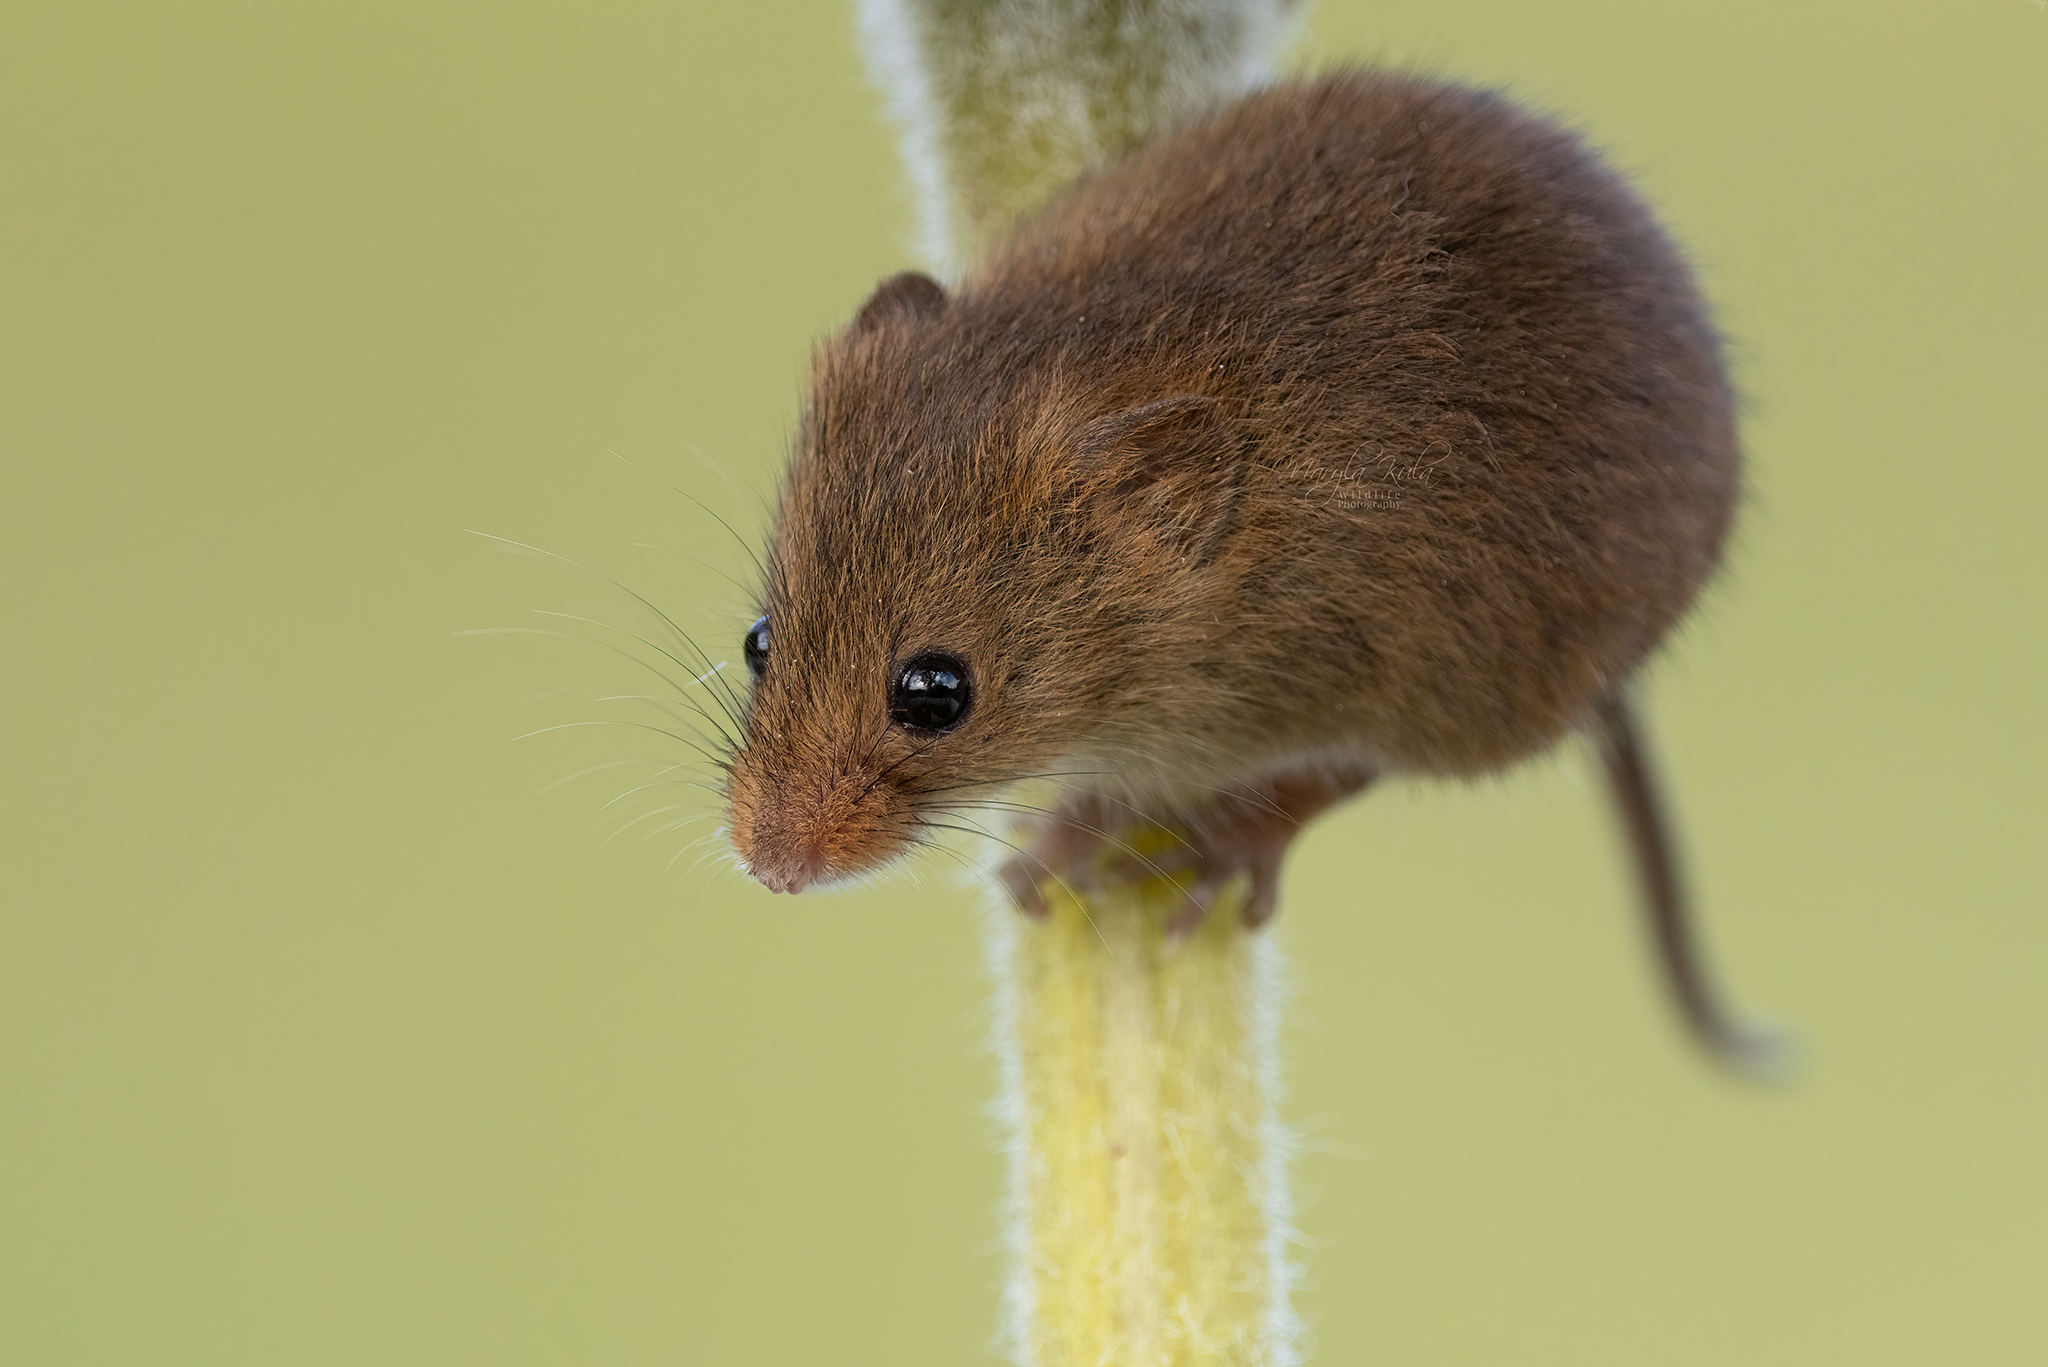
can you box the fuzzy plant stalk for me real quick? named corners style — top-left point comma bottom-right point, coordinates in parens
top-left (858, 0), bottom-right (1304, 280)
top-left (856, 2), bottom-right (1307, 1361)
top-left (988, 865), bottom-right (1302, 1365)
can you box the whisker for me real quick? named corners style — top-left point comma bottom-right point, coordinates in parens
top-left (917, 836), bottom-right (988, 879)
top-left (640, 813), bottom-right (718, 843)
top-left (850, 721), bottom-right (896, 779)
top-left (597, 770), bottom-right (716, 813)
top-left (680, 439), bottom-right (750, 501)
top-left (1030, 762), bottom-right (1303, 828)
top-left (669, 827), bottom-right (732, 874)
top-left (907, 768), bottom-right (1114, 798)
top-left (540, 757), bottom-right (683, 795)
top-left (944, 803), bottom-right (1204, 903)
top-left (606, 449), bottom-right (769, 588)
top-left (916, 817), bottom-right (1112, 955)
top-left (461, 621), bottom-right (742, 747)
top-left (465, 529), bottom-right (754, 728)
top-left (631, 541), bottom-right (756, 598)
top-left (591, 695), bottom-right (738, 761)
top-left (859, 731), bottom-right (948, 802)
top-left (531, 610), bottom-right (746, 740)
top-left (942, 795), bottom-right (1172, 830)
top-left (602, 804), bottom-right (698, 844)
top-left (513, 719), bottom-right (735, 774)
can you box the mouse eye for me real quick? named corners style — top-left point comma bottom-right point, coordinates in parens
top-left (743, 616), bottom-right (770, 678)
top-left (891, 652), bottom-right (972, 733)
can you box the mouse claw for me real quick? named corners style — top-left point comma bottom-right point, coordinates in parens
top-left (1240, 853), bottom-right (1285, 929)
top-left (997, 855), bottom-right (1053, 919)
top-left (1155, 846), bottom-right (1285, 937)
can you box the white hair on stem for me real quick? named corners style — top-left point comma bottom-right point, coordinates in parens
top-left (848, 3), bottom-right (1313, 1358)
top-left (856, 0), bottom-right (1308, 279)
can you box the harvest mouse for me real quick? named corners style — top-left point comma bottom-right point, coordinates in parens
top-left (720, 70), bottom-right (1774, 1071)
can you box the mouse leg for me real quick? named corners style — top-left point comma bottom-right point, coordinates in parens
top-left (997, 763), bottom-right (1376, 932)
top-left (1591, 691), bottom-right (1786, 1076)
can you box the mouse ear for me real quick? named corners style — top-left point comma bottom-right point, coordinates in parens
top-left (1074, 395), bottom-right (1246, 566)
top-left (851, 271), bottom-right (948, 333)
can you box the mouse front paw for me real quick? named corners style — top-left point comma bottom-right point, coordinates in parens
top-left (993, 765), bottom-right (1374, 932)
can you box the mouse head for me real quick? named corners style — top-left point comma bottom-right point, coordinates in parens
top-left (724, 272), bottom-right (1246, 893)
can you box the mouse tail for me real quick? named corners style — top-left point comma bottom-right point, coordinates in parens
top-left (1590, 690), bottom-right (1791, 1080)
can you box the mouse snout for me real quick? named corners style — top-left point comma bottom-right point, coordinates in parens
top-left (745, 842), bottom-right (824, 895)
top-left (725, 749), bottom-right (909, 894)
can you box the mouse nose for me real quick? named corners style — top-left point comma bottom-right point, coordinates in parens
top-left (725, 750), bottom-right (909, 894)
top-left (733, 813), bottom-right (831, 893)
top-left (748, 852), bottom-right (823, 894)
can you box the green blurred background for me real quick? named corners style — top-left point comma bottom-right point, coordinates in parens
top-left (3, 2), bottom-right (2043, 1362)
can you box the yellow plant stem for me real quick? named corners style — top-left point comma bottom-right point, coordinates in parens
top-left (992, 865), bottom-right (1298, 1366)
top-left (858, 0), bottom-right (1301, 276)
top-left (854, 3), bottom-right (1306, 1359)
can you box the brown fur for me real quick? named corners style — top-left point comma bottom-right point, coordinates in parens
top-left (725, 69), bottom-right (1738, 895)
